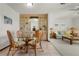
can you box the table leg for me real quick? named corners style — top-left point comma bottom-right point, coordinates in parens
top-left (62, 36), bottom-right (63, 40)
top-left (26, 45), bottom-right (28, 53)
top-left (70, 40), bottom-right (72, 45)
top-left (25, 39), bottom-right (28, 53)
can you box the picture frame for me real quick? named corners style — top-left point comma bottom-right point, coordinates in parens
top-left (55, 24), bottom-right (58, 26)
top-left (4, 16), bottom-right (12, 24)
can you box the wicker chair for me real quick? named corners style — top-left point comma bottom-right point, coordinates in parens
top-left (7, 30), bottom-right (25, 56)
top-left (28, 30), bottom-right (43, 56)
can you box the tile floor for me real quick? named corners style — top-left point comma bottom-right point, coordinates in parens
top-left (0, 41), bottom-right (60, 56)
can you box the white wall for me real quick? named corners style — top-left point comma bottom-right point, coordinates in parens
top-left (0, 4), bottom-right (19, 49)
top-left (72, 17), bottom-right (79, 28)
top-left (0, 4), bottom-right (19, 37)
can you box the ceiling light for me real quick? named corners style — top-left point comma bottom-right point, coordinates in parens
top-left (60, 3), bottom-right (66, 5)
top-left (27, 3), bottom-right (33, 7)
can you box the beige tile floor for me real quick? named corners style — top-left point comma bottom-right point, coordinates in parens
top-left (0, 41), bottom-right (60, 56)
top-left (50, 39), bottom-right (79, 56)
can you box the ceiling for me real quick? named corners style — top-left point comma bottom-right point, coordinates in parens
top-left (7, 3), bottom-right (79, 14)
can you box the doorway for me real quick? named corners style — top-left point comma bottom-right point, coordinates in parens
top-left (20, 14), bottom-right (48, 41)
top-left (30, 18), bottom-right (39, 31)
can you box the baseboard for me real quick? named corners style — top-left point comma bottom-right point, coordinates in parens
top-left (0, 45), bottom-right (9, 51)
top-left (0, 36), bottom-right (9, 51)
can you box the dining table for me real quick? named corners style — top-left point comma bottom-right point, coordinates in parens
top-left (17, 36), bottom-right (34, 53)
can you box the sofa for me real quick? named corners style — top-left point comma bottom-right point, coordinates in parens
top-left (62, 27), bottom-right (79, 44)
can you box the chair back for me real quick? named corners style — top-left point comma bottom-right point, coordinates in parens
top-left (35, 30), bottom-right (43, 43)
top-left (7, 30), bottom-right (15, 46)
top-left (16, 30), bottom-right (23, 37)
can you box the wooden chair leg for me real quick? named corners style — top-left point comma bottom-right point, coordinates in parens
top-left (7, 46), bottom-right (11, 56)
top-left (34, 45), bottom-right (36, 56)
top-left (40, 42), bottom-right (44, 52)
top-left (12, 48), bottom-right (18, 56)
top-left (40, 42), bottom-right (42, 49)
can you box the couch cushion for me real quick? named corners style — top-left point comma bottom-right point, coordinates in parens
top-left (64, 31), bottom-right (70, 36)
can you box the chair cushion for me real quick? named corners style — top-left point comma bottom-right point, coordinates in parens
top-left (14, 38), bottom-right (25, 46)
top-left (28, 37), bottom-right (36, 45)
top-left (16, 41), bottom-right (25, 46)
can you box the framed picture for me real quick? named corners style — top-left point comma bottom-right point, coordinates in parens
top-left (61, 24), bottom-right (65, 26)
top-left (4, 16), bottom-right (12, 24)
top-left (55, 24), bottom-right (58, 26)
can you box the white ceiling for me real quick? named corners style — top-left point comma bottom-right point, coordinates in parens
top-left (7, 3), bottom-right (79, 14)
